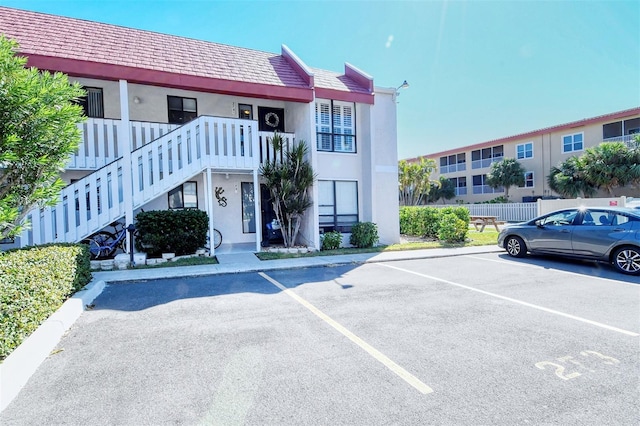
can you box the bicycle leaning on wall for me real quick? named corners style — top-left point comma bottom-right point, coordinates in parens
top-left (81, 221), bottom-right (128, 260)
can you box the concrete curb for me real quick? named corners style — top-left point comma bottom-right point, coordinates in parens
top-left (0, 279), bottom-right (106, 412)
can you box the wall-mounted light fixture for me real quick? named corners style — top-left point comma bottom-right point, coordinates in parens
top-left (133, 96), bottom-right (141, 104)
top-left (394, 80), bottom-right (409, 102)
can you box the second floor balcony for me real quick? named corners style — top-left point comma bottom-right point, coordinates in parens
top-left (603, 134), bottom-right (639, 148)
top-left (68, 117), bottom-right (295, 171)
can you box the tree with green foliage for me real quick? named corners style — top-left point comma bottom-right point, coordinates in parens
top-left (0, 36), bottom-right (85, 239)
top-left (259, 133), bottom-right (315, 248)
top-left (547, 156), bottom-right (597, 198)
top-left (547, 139), bottom-right (640, 198)
top-left (582, 142), bottom-right (640, 196)
top-left (398, 157), bottom-right (437, 206)
top-left (428, 176), bottom-right (456, 204)
top-left (485, 158), bottom-right (526, 200)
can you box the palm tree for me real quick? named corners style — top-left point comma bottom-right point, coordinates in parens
top-left (547, 156), bottom-right (597, 198)
top-left (485, 158), bottom-right (525, 200)
top-left (398, 157), bottom-right (437, 206)
top-left (582, 142), bottom-right (639, 195)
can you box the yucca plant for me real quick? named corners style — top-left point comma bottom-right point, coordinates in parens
top-left (259, 133), bottom-right (316, 247)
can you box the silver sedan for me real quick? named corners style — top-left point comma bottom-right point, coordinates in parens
top-left (498, 207), bottom-right (640, 275)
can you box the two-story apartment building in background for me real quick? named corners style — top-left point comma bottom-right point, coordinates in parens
top-left (410, 108), bottom-right (640, 204)
top-left (0, 7), bottom-right (401, 253)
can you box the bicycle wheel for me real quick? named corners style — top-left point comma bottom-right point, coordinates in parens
top-left (81, 238), bottom-right (102, 260)
top-left (83, 232), bottom-right (116, 259)
top-left (212, 229), bottom-right (222, 249)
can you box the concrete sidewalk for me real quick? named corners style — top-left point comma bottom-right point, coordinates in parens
top-left (93, 244), bottom-right (503, 283)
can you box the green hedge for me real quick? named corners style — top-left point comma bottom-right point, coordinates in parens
top-left (134, 209), bottom-right (209, 256)
top-left (0, 243), bottom-right (92, 360)
top-left (399, 206), bottom-right (470, 240)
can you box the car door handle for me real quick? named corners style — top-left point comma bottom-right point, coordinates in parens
top-left (559, 229), bottom-right (570, 233)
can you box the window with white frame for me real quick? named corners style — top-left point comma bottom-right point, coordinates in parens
top-left (562, 132), bottom-right (583, 153)
top-left (520, 171), bottom-right (534, 188)
top-left (516, 142), bottom-right (533, 160)
top-left (318, 180), bottom-right (358, 232)
top-left (315, 100), bottom-right (356, 153)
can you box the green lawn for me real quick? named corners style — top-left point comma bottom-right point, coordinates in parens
top-left (256, 228), bottom-right (499, 260)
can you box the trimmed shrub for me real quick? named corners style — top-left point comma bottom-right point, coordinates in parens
top-left (135, 209), bottom-right (208, 256)
top-left (438, 206), bottom-right (470, 224)
top-left (400, 206), bottom-right (470, 242)
top-left (399, 206), bottom-right (440, 238)
top-left (349, 222), bottom-right (379, 248)
top-left (437, 212), bottom-right (468, 243)
top-left (321, 231), bottom-right (343, 250)
top-left (0, 243), bottom-right (91, 360)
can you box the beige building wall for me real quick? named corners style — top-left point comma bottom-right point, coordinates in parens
top-left (423, 109), bottom-right (640, 204)
top-left (72, 77), bottom-right (305, 128)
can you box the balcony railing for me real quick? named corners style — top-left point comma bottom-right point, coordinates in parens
top-left (440, 163), bottom-right (466, 174)
top-left (603, 134), bottom-right (639, 148)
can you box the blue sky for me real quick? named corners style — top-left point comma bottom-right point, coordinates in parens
top-left (4, 0), bottom-right (639, 159)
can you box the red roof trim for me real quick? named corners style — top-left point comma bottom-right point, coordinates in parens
top-left (345, 63), bottom-right (374, 93)
top-left (315, 87), bottom-right (374, 104)
top-left (282, 45), bottom-right (313, 87)
top-left (413, 107), bottom-right (640, 160)
top-left (26, 54), bottom-right (315, 102)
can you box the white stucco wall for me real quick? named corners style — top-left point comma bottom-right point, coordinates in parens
top-left (370, 88), bottom-right (400, 245)
top-left (137, 171), bottom-right (258, 246)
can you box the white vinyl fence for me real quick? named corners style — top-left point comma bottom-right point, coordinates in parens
top-left (431, 203), bottom-right (538, 222)
top-left (430, 197), bottom-right (637, 223)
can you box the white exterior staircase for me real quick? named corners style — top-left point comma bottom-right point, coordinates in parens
top-left (20, 116), bottom-right (292, 247)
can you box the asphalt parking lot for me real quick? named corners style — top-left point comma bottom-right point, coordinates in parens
top-left (2, 252), bottom-right (638, 425)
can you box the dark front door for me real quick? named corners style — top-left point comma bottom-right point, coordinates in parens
top-left (260, 184), bottom-right (282, 245)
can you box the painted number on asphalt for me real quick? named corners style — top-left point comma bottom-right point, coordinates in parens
top-left (535, 350), bottom-right (620, 381)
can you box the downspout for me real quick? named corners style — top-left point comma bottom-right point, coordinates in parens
top-left (205, 167), bottom-right (215, 256)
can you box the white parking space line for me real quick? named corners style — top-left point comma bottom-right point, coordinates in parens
top-left (258, 272), bottom-right (434, 395)
top-left (468, 255), bottom-right (640, 287)
top-left (379, 264), bottom-right (639, 338)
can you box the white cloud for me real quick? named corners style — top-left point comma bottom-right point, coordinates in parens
top-left (385, 35), bottom-right (394, 48)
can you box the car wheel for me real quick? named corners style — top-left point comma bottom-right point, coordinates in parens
top-left (505, 236), bottom-right (527, 258)
top-left (612, 246), bottom-right (640, 275)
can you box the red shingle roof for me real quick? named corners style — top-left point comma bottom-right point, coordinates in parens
top-left (0, 7), bottom-right (373, 103)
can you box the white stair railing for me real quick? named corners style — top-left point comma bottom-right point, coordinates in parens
top-left (22, 116), bottom-right (261, 246)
